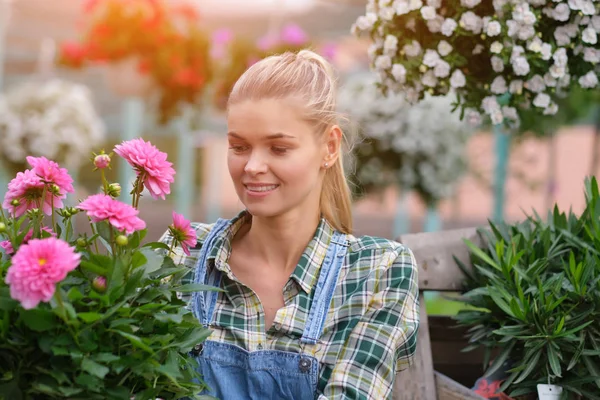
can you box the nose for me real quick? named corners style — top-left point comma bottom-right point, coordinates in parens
top-left (244, 150), bottom-right (268, 175)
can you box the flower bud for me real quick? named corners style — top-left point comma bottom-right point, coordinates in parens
top-left (107, 183), bottom-right (121, 198)
top-left (68, 207), bottom-right (79, 216)
top-left (76, 238), bottom-right (87, 247)
top-left (0, 222), bottom-right (6, 233)
top-left (94, 154), bottom-right (111, 169)
top-left (11, 199), bottom-right (20, 207)
top-left (92, 276), bottom-right (107, 293)
top-left (115, 235), bottom-right (128, 246)
top-left (51, 184), bottom-right (61, 195)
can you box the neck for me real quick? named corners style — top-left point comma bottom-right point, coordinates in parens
top-left (242, 208), bottom-right (321, 274)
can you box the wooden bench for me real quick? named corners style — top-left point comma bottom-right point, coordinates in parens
top-left (393, 227), bottom-right (487, 400)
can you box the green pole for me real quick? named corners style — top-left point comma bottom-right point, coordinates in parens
top-left (174, 114), bottom-right (195, 218)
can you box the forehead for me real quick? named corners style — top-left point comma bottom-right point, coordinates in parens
top-left (227, 98), bottom-right (312, 138)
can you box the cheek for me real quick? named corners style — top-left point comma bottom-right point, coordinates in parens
top-left (227, 154), bottom-right (246, 179)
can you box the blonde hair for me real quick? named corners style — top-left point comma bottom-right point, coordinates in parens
top-left (228, 50), bottom-right (353, 234)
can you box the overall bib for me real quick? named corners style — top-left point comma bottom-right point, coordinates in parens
top-left (189, 218), bottom-right (348, 400)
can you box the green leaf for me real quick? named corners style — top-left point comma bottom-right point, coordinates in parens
top-left (513, 347), bottom-right (542, 384)
top-left (77, 312), bottom-right (104, 323)
top-left (548, 345), bottom-right (562, 377)
top-left (464, 239), bottom-right (501, 271)
top-left (79, 260), bottom-right (107, 275)
top-left (174, 283), bottom-right (225, 293)
top-left (74, 373), bottom-right (102, 391)
top-left (93, 353), bottom-right (120, 363)
top-left (484, 341), bottom-right (515, 378)
top-left (489, 291), bottom-right (516, 318)
top-left (554, 316), bottom-right (565, 334)
top-left (143, 241), bottom-right (171, 251)
top-left (19, 308), bottom-right (59, 332)
top-left (154, 313), bottom-right (183, 324)
top-left (81, 358), bottom-right (109, 379)
top-left (111, 330), bottom-right (154, 354)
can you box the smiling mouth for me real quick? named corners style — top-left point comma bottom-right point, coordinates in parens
top-left (244, 184), bottom-right (280, 192)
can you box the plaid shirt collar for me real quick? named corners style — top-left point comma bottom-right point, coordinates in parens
top-left (205, 210), bottom-right (335, 294)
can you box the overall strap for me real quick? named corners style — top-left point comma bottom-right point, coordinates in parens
top-left (300, 231), bottom-right (349, 345)
top-left (191, 218), bottom-right (231, 326)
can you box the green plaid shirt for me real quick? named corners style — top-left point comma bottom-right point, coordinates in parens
top-left (159, 211), bottom-right (419, 399)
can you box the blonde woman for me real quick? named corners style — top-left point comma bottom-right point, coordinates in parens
top-left (160, 50), bottom-right (419, 399)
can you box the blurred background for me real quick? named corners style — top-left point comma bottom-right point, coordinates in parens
top-left (0, 0), bottom-right (598, 247)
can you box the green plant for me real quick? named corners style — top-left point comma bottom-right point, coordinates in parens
top-left (455, 177), bottom-right (600, 399)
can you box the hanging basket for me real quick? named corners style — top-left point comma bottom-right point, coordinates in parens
top-left (104, 57), bottom-right (155, 98)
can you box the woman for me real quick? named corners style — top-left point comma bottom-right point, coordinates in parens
top-left (161, 50), bottom-right (419, 399)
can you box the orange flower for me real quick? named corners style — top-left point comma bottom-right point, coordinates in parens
top-left (172, 67), bottom-right (204, 89)
top-left (59, 41), bottom-right (88, 67)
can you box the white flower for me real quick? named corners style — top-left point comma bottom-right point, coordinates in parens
top-left (512, 56), bottom-right (530, 76)
top-left (553, 48), bottom-right (568, 67)
top-left (491, 41), bottom-right (503, 54)
top-left (502, 106), bottom-right (518, 121)
top-left (367, 43), bottom-right (380, 59)
top-left (441, 18), bottom-right (458, 36)
top-left (423, 49), bottom-right (440, 67)
top-left (550, 65), bottom-right (566, 79)
top-left (533, 93), bottom-right (551, 108)
top-left (527, 37), bottom-right (543, 53)
top-left (482, 96), bottom-right (500, 114)
top-left (465, 109), bottom-right (482, 126)
top-left (518, 25), bottom-right (536, 41)
top-left (450, 70), bottom-right (466, 88)
top-left (375, 55), bottom-right (393, 70)
top-left (490, 109), bottom-right (504, 125)
top-left (579, 70), bottom-right (598, 88)
top-left (421, 70), bottom-right (438, 87)
top-left (486, 21), bottom-right (502, 36)
top-left (421, 5), bottom-right (437, 20)
top-left (513, 4), bottom-right (536, 25)
top-left (394, 0), bottom-right (410, 15)
top-left (581, 0), bottom-right (595, 15)
top-left (543, 103), bottom-right (559, 115)
top-left (491, 56), bottom-right (505, 72)
top-left (582, 27), bottom-right (598, 44)
top-left (437, 40), bottom-right (453, 57)
top-left (460, 0), bottom-right (481, 8)
top-left (427, 0), bottom-right (442, 7)
top-left (384, 35), bottom-right (399, 55)
top-left (509, 80), bottom-right (523, 94)
top-left (379, 0), bottom-right (393, 6)
top-left (544, 73), bottom-right (557, 87)
top-left (554, 27), bottom-right (572, 46)
top-left (409, 0), bottom-right (423, 10)
top-left (553, 3), bottom-right (570, 21)
top-left (592, 16), bottom-right (600, 32)
top-left (568, 0), bottom-right (583, 11)
top-left (526, 75), bottom-right (546, 93)
top-left (434, 60), bottom-right (451, 78)
top-left (472, 44), bottom-right (485, 55)
top-left (391, 64), bottom-right (407, 82)
top-left (491, 76), bottom-right (508, 94)
top-left (460, 11), bottom-right (483, 34)
top-left (540, 43), bottom-right (552, 60)
top-left (427, 16), bottom-right (444, 33)
top-left (379, 6), bottom-right (396, 20)
top-left (584, 47), bottom-right (600, 64)
top-left (355, 13), bottom-right (378, 31)
top-left (493, 0), bottom-right (507, 11)
top-left (403, 41), bottom-right (422, 57)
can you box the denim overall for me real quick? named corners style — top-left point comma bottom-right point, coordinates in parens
top-left (190, 218), bottom-right (348, 400)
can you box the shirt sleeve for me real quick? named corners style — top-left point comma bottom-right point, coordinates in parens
top-left (319, 246), bottom-right (420, 400)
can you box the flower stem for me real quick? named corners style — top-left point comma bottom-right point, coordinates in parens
top-left (88, 217), bottom-right (100, 253)
top-left (101, 169), bottom-right (109, 194)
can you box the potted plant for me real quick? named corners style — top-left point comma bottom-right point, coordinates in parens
top-left (0, 79), bottom-right (105, 176)
top-left (455, 177), bottom-right (600, 399)
top-left (0, 139), bottom-right (215, 398)
top-left (58, 0), bottom-right (212, 124)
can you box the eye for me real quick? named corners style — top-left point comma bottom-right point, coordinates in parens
top-left (271, 146), bottom-right (288, 155)
top-left (229, 144), bottom-right (249, 154)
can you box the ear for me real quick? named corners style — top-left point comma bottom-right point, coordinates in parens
top-left (322, 125), bottom-right (342, 169)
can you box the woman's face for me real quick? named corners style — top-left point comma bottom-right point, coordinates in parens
top-left (227, 98), bottom-right (328, 220)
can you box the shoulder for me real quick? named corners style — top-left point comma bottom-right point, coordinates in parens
top-left (344, 233), bottom-right (418, 284)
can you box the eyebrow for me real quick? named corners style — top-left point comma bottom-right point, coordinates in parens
top-left (227, 132), bottom-right (297, 140)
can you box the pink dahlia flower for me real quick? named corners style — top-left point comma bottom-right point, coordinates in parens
top-left (113, 138), bottom-right (176, 200)
top-left (0, 227), bottom-right (56, 255)
top-left (5, 237), bottom-right (81, 309)
top-left (78, 194), bottom-right (146, 234)
top-left (169, 212), bottom-right (196, 256)
top-left (26, 156), bottom-right (74, 195)
top-left (2, 169), bottom-right (66, 217)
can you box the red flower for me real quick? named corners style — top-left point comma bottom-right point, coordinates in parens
top-left (59, 42), bottom-right (88, 67)
top-left (171, 3), bottom-right (199, 21)
top-left (172, 67), bottom-right (204, 89)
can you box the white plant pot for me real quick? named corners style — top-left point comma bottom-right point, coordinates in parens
top-left (537, 384), bottom-right (563, 400)
top-left (104, 57), bottom-right (154, 98)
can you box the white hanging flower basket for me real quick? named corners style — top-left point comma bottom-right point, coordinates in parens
top-left (104, 57), bottom-right (155, 98)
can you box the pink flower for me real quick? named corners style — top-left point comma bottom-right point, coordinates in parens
top-left (169, 212), bottom-right (196, 256)
top-left (257, 34), bottom-right (280, 51)
top-left (0, 227), bottom-right (56, 255)
top-left (26, 156), bottom-right (74, 195)
top-left (93, 154), bottom-right (111, 169)
top-left (78, 194), bottom-right (146, 234)
top-left (113, 138), bottom-right (176, 200)
top-left (5, 237), bottom-right (81, 309)
top-left (280, 24), bottom-right (308, 46)
top-left (2, 170), bottom-right (66, 217)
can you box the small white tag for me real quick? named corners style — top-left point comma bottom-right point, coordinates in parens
top-left (537, 384), bottom-right (563, 400)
